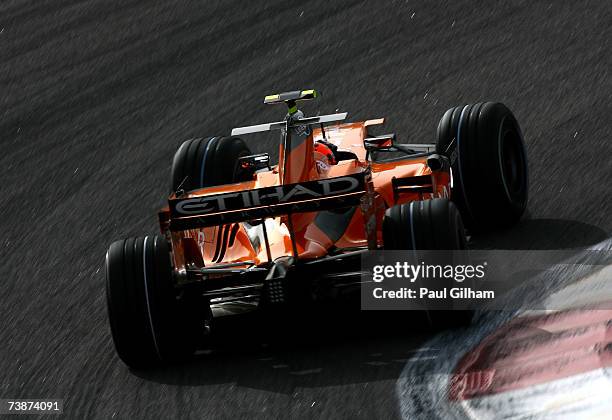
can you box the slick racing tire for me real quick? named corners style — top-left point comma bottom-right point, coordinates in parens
top-left (171, 136), bottom-right (253, 192)
top-left (383, 198), bottom-right (473, 329)
top-left (105, 236), bottom-right (200, 369)
top-left (383, 198), bottom-right (467, 250)
top-left (436, 102), bottom-right (528, 231)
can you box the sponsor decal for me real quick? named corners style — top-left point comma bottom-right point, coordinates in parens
top-left (291, 124), bottom-right (311, 137)
top-left (169, 173), bottom-right (366, 229)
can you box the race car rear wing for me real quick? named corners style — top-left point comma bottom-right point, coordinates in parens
top-left (168, 172), bottom-right (366, 231)
top-left (231, 112), bottom-right (348, 136)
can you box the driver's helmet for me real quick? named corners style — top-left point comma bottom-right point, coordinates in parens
top-left (314, 141), bottom-right (337, 165)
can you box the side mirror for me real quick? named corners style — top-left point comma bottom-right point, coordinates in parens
top-left (363, 133), bottom-right (396, 151)
top-left (239, 153), bottom-right (271, 172)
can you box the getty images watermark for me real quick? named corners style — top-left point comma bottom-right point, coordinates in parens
top-left (371, 260), bottom-right (492, 300)
top-left (361, 250), bottom-right (612, 310)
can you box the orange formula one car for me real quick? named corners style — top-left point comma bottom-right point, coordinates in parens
top-left (105, 90), bottom-right (528, 368)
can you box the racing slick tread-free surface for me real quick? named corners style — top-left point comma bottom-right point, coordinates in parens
top-left (383, 198), bottom-right (466, 250)
top-left (383, 199), bottom-right (472, 327)
top-left (171, 136), bottom-right (252, 192)
top-left (437, 102), bottom-right (528, 230)
top-left (106, 236), bottom-right (196, 368)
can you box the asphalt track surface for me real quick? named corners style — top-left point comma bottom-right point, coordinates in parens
top-left (0, 1), bottom-right (610, 419)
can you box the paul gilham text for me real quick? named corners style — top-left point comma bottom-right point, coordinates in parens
top-left (373, 287), bottom-right (495, 299)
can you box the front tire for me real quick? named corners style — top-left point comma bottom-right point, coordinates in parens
top-left (105, 236), bottom-right (200, 368)
top-left (437, 102), bottom-right (528, 231)
top-left (171, 136), bottom-right (252, 192)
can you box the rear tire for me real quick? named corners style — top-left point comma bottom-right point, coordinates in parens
top-left (105, 236), bottom-right (200, 368)
top-left (383, 199), bottom-right (467, 250)
top-left (171, 136), bottom-right (253, 192)
top-left (383, 199), bottom-right (473, 329)
top-left (437, 102), bottom-right (528, 231)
